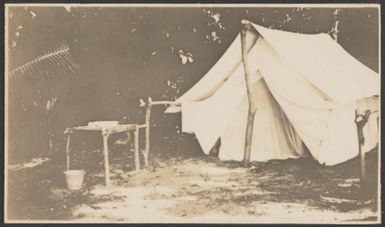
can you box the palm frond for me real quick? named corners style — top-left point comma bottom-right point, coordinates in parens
top-left (9, 43), bottom-right (80, 80)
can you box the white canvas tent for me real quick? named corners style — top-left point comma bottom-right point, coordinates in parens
top-left (166, 22), bottom-right (379, 166)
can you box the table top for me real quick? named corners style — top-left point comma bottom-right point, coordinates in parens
top-left (65, 124), bottom-right (138, 134)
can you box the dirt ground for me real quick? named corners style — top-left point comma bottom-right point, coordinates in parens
top-left (6, 144), bottom-right (379, 224)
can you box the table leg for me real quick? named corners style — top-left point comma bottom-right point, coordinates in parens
top-left (102, 133), bottom-right (110, 185)
top-left (66, 133), bottom-right (71, 170)
top-left (143, 100), bottom-right (152, 167)
top-left (134, 126), bottom-right (140, 171)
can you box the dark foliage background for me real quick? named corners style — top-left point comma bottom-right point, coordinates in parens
top-left (6, 6), bottom-right (379, 164)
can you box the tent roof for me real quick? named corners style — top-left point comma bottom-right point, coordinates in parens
top-left (250, 23), bottom-right (379, 104)
top-left (166, 22), bottom-right (379, 113)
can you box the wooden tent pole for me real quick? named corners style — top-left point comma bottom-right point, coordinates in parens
top-left (143, 97), bottom-right (152, 167)
top-left (138, 97), bottom-right (178, 167)
top-left (355, 110), bottom-right (371, 185)
top-left (150, 101), bottom-right (179, 106)
top-left (240, 20), bottom-right (259, 167)
top-left (356, 127), bottom-right (366, 184)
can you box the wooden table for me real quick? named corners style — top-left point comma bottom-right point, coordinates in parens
top-left (63, 97), bottom-right (177, 186)
top-left (64, 124), bottom-right (144, 185)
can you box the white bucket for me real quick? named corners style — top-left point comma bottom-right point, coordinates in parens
top-left (64, 170), bottom-right (85, 190)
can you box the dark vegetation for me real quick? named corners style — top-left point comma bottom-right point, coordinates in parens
top-left (7, 6), bottom-right (379, 164)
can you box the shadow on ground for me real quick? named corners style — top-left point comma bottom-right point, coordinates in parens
top-left (6, 144), bottom-right (379, 223)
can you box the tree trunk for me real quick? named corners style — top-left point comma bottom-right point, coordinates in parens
top-left (240, 20), bottom-right (259, 167)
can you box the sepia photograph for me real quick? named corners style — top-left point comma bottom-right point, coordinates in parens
top-left (4, 3), bottom-right (381, 224)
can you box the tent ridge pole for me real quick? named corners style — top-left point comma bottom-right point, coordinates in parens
top-left (241, 20), bottom-right (259, 167)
